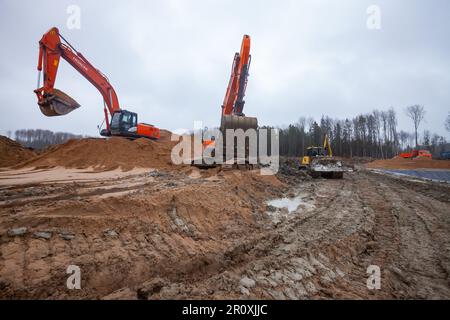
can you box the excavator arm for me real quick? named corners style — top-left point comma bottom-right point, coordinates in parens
top-left (221, 35), bottom-right (251, 116)
top-left (34, 27), bottom-right (120, 131)
top-left (323, 134), bottom-right (333, 157)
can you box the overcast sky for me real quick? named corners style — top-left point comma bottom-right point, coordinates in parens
top-left (0, 0), bottom-right (449, 138)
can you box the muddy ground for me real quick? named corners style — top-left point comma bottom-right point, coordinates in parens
top-left (0, 164), bottom-right (449, 299)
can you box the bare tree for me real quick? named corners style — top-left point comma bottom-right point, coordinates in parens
top-left (399, 130), bottom-right (409, 149)
top-left (445, 112), bottom-right (450, 133)
top-left (422, 130), bottom-right (430, 146)
top-left (387, 108), bottom-right (398, 156)
top-left (14, 129), bottom-right (84, 149)
top-left (405, 105), bottom-right (425, 147)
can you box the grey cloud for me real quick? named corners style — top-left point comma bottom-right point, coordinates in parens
top-left (0, 0), bottom-right (448, 138)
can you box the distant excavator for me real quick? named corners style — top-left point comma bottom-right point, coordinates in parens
top-left (34, 27), bottom-right (160, 140)
top-left (193, 35), bottom-right (258, 168)
top-left (300, 134), bottom-right (344, 178)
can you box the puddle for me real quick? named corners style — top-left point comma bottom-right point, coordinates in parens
top-left (268, 194), bottom-right (315, 212)
top-left (266, 194), bottom-right (316, 224)
top-left (267, 197), bottom-right (305, 213)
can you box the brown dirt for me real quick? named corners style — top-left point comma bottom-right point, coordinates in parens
top-left (16, 130), bottom-right (181, 172)
top-left (0, 162), bottom-right (449, 299)
top-left (0, 136), bottom-right (36, 168)
top-left (366, 157), bottom-right (450, 170)
top-left (0, 167), bottom-right (286, 299)
top-left (1, 137), bottom-right (449, 300)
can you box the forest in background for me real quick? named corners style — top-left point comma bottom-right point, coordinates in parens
top-left (278, 107), bottom-right (448, 158)
top-left (4, 107), bottom-right (450, 159)
top-left (8, 129), bottom-right (85, 150)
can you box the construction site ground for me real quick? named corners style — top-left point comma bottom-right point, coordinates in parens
top-left (0, 136), bottom-right (449, 299)
top-left (366, 156), bottom-right (450, 183)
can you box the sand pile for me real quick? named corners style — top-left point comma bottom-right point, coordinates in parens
top-left (0, 135), bottom-right (36, 167)
top-left (367, 156), bottom-right (450, 170)
top-left (17, 130), bottom-right (183, 171)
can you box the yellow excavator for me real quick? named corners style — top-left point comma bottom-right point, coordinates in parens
top-left (300, 134), bottom-right (344, 179)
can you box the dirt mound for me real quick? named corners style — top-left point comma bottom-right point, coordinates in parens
top-left (17, 131), bottom-right (182, 171)
top-left (0, 135), bottom-right (36, 167)
top-left (367, 157), bottom-right (450, 170)
top-left (0, 165), bottom-right (287, 299)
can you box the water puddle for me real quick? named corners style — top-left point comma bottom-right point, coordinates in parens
top-left (266, 194), bottom-right (316, 223)
top-left (267, 197), bottom-right (304, 213)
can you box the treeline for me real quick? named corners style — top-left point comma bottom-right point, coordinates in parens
top-left (279, 108), bottom-right (448, 158)
top-left (14, 129), bottom-right (85, 150)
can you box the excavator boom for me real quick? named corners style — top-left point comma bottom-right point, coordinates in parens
top-left (222, 35), bottom-right (251, 116)
top-left (220, 35), bottom-right (257, 132)
top-left (323, 134), bottom-right (332, 157)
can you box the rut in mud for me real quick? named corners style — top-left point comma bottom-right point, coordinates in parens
top-left (133, 171), bottom-right (449, 300)
top-left (0, 167), bottom-right (449, 299)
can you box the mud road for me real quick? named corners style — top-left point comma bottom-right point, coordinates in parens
top-left (0, 167), bottom-right (449, 299)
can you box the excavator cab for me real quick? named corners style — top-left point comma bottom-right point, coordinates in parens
top-left (300, 147), bottom-right (323, 167)
top-left (100, 109), bottom-right (159, 139)
top-left (103, 110), bottom-right (138, 137)
top-left (306, 147), bottom-right (325, 157)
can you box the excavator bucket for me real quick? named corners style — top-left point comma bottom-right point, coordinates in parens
top-left (221, 114), bottom-right (258, 132)
top-left (38, 88), bottom-right (81, 116)
top-left (220, 114), bottom-right (258, 167)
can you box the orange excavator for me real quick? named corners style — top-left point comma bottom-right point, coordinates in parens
top-left (220, 35), bottom-right (258, 166)
top-left (34, 27), bottom-right (160, 139)
top-left (193, 35), bottom-right (257, 168)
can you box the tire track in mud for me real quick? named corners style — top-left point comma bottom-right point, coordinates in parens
top-left (0, 171), bottom-right (207, 210)
top-left (0, 169), bottom-right (284, 299)
top-left (2, 168), bottom-right (449, 299)
top-left (144, 175), bottom-right (378, 299)
top-left (351, 175), bottom-right (403, 298)
top-left (140, 171), bottom-right (450, 300)
top-left (369, 173), bottom-right (450, 298)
